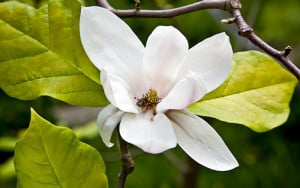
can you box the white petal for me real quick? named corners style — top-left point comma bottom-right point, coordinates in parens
top-left (97, 105), bottom-right (124, 147)
top-left (143, 26), bottom-right (189, 96)
top-left (101, 71), bottom-right (138, 113)
top-left (181, 33), bottom-right (233, 92)
top-left (80, 6), bottom-right (144, 80)
top-left (157, 72), bottom-right (207, 112)
top-left (120, 112), bottom-right (177, 154)
top-left (168, 110), bottom-right (239, 171)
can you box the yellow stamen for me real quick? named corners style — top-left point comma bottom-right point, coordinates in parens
top-left (135, 89), bottom-right (161, 111)
top-left (147, 89), bottom-right (160, 104)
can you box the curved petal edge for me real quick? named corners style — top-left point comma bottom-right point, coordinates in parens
top-left (168, 110), bottom-right (239, 171)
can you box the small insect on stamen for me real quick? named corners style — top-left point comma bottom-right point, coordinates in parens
top-left (135, 89), bottom-right (161, 112)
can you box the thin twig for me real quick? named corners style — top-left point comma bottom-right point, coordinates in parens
top-left (95, 0), bottom-right (300, 80)
top-left (117, 132), bottom-right (135, 188)
top-left (135, 0), bottom-right (141, 10)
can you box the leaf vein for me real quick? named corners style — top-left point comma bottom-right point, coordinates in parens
top-left (203, 80), bottom-right (295, 102)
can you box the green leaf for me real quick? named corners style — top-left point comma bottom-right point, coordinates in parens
top-left (14, 109), bottom-right (108, 188)
top-left (73, 121), bottom-right (98, 140)
top-left (0, 0), bottom-right (108, 106)
top-left (189, 51), bottom-right (298, 132)
top-left (0, 157), bottom-right (15, 182)
top-left (0, 136), bottom-right (17, 151)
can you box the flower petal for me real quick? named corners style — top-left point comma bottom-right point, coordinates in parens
top-left (97, 105), bottom-right (124, 147)
top-left (80, 6), bottom-right (144, 80)
top-left (143, 26), bottom-right (189, 96)
top-left (181, 33), bottom-right (233, 92)
top-left (101, 71), bottom-right (138, 113)
top-left (157, 72), bottom-right (207, 112)
top-left (120, 112), bottom-right (177, 154)
top-left (168, 110), bottom-right (239, 171)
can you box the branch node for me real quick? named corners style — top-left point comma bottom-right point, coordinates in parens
top-left (230, 0), bottom-right (242, 9)
top-left (135, 0), bottom-right (141, 10)
top-left (238, 27), bottom-right (254, 36)
top-left (121, 153), bottom-right (135, 174)
top-left (282, 46), bottom-right (293, 57)
top-left (221, 17), bottom-right (236, 24)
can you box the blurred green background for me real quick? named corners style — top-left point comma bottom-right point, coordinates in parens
top-left (1, 0), bottom-right (300, 187)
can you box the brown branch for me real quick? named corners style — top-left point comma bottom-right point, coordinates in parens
top-left (228, 1), bottom-right (300, 80)
top-left (95, 0), bottom-right (230, 17)
top-left (95, 0), bottom-right (300, 80)
top-left (117, 132), bottom-right (134, 188)
top-left (182, 156), bottom-right (200, 188)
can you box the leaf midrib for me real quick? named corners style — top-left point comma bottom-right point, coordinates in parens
top-left (0, 2), bottom-right (97, 84)
top-left (201, 80), bottom-right (295, 102)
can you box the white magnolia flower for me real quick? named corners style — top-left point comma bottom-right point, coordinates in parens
top-left (80, 6), bottom-right (238, 171)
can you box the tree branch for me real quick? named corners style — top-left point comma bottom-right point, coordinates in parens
top-left (95, 0), bottom-right (300, 80)
top-left (95, 0), bottom-right (230, 17)
top-left (228, 2), bottom-right (300, 80)
top-left (117, 132), bottom-right (134, 188)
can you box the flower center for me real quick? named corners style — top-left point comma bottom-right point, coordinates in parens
top-left (135, 89), bottom-right (161, 112)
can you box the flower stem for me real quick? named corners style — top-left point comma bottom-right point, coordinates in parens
top-left (182, 156), bottom-right (200, 188)
top-left (117, 132), bottom-right (135, 188)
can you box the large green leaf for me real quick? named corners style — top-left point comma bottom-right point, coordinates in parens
top-left (0, 0), bottom-right (108, 106)
top-left (189, 51), bottom-right (298, 132)
top-left (14, 109), bottom-right (108, 188)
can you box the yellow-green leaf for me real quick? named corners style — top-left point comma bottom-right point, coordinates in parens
top-left (14, 109), bottom-right (108, 188)
top-left (0, 0), bottom-right (108, 106)
top-left (189, 51), bottom-right (298, 132)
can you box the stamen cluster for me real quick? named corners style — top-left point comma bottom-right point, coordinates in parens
top-left (135, 89), bottom-right (161, 111)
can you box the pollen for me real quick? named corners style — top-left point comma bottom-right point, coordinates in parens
top-left (135, 89), bottom-right (161, 111)
top-left (147, 89), bottom-right (160, 104)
